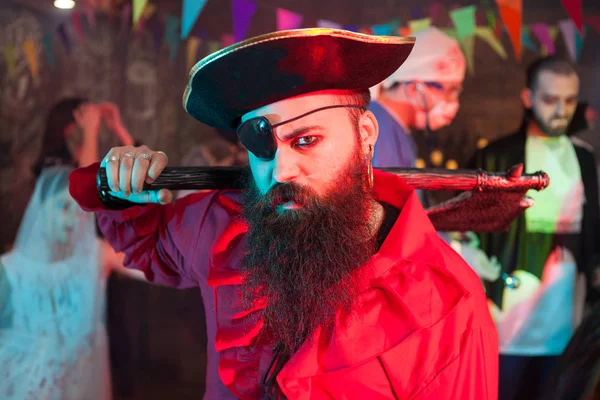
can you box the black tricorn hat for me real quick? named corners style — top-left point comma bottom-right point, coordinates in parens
top-left (183, 28), bottom-right (415, 130)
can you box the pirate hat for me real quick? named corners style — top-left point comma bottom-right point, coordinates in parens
top-left (183, 28), bottom-right (415, 130)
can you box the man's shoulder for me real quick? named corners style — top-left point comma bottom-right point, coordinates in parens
top-left (326, 245), bottom-right (494, 376)
top-left (368, 100), bottom-right (394, 123)
top-left (369, 240), bottom-right (493, 331)
top-left (571, 136), bottom-right (595, 155)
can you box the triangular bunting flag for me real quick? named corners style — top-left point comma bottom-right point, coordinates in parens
top-left (42, 32), bottom-right (55, 68)
top-left (408, 18), bottom-right (431, 34)
top-left (186, 36), bottom-right (201, 71)
top-left (462, 35), bottom-right (475, 74)
top-left (181, 0), bottom-right (208, 39)
top-left (232, 0), bottom-right (257, 43)
top-left (559, 19), bottom-right (577, 61)
top-left (277, 8), bottom-right (303, 31)
top-left (575, 25), bottom-right (586, 60)
top-left (450, 5), bottom-right (476, 42)
top-left (23, 39), bottom-right (39, 81)
top-left (530, 23), bottom-right (556, 56)
top-left (495, 0), bottom-right (522, 60)
top-left (164, 15), bottom-right (180, 62)
top-left (450, 5), bottom-right (476, 73)
top-left (71, 11), bottom-right (85, 42)
top-left (132, 0), bottom-right (148, 26)
top-left (475, 27), bottom-right (508, 59)
top-left (521, 26), bottom-right (537, 52)
top-left (560, 0), bottom-right (583, 34)
top-left (57, 23), bottom-right (72, 55)
top-left (316, 20), bottom-right (342, 29)
top-left (135, 3), bottom-right (157, 34)
top-left (372, 23), bottom-right (393, 36)
top-left (3, 45), bottom-right (16, 77)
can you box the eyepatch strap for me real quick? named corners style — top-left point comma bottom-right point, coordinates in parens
top-left (270, 104), bottom-right (365, 129)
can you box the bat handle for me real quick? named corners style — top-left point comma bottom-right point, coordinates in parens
top-left (96, 166), bottom-right (247, 191)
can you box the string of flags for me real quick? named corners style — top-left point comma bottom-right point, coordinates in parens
top-left (3, 0), bottom-right (600, 82)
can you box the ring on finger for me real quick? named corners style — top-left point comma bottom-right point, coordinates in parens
top-left (105, 155), bottom-right (119, 163)
top-left (136, 153), bottom-right (151, 161)
top-left (156, 151), bottom-right (168, 159)
top-left (122, 152), bottom-right (135, 160)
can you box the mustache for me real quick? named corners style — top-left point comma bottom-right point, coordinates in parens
top-left (549, 117), bottom-right (569, 129)
top-left (264, 182), bottom-right (314, 208)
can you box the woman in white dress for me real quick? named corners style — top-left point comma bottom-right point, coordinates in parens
top-left (0, 166), bottom-right (113, 399)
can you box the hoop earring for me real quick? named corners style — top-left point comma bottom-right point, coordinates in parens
top-left (366, 144), bottom-right (374, 189)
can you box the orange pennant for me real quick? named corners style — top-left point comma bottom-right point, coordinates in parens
top-left (495, 0), bottom-right (522, 61)
top-left (23, 40), bottom-right (39, 81)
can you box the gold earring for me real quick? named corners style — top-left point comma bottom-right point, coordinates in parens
top-left (366, 144), bottom-right (374, 189)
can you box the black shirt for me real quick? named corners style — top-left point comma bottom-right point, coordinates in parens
top-left (376, 202), bottom-right (400, 250)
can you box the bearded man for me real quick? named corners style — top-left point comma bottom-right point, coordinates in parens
top-left (471, 55), bottom-right (600, 400)
top-left (69, 29), bottom-right (497, 399)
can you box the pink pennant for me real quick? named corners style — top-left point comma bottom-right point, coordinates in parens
top-left (71, 11), bottom-right (85, 42)
top-left (561, 0), bottom-right (583, 34)
top-left (276, 8), bottom-right (303, 31)
top-left (530, 23), bottom-right (556, 55)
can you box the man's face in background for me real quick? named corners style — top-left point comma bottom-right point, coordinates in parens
top-left (526, 70), bottom-right (580, 137)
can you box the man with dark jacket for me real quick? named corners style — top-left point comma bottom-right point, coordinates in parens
top-left (471, 55), bottom-right (600, 400)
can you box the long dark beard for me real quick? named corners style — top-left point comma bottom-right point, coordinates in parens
top-left (240, 150), bottom-right (377, 364)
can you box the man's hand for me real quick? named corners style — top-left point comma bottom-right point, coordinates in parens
top-left (102, 145), bottom-right (173, 204)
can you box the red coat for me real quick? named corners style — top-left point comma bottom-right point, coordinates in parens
top-left (70, 165), bottom-right (498, 399)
